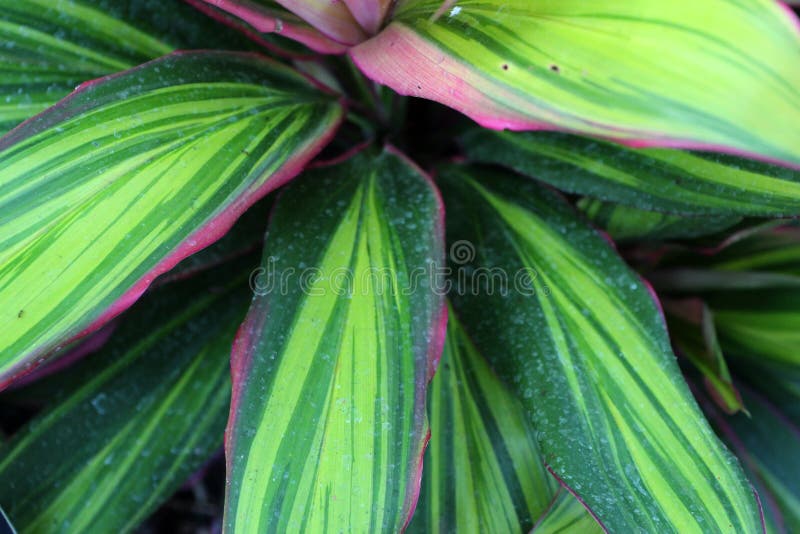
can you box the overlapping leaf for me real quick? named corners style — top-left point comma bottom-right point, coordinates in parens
top-left (224, 149), bottom-right (446, 533)
top-left (532, 489), bottom-right (603, 534)
top-left (0, 0), bottom-right (252, 135)
top-left (353, 1), bottom-right (800, 167)
top-left (462, 130), bottom-right (800, 215)
top-left (0, 261), bottom-right (251, 533)
top-left (343, 0), bottom-right (392, 35)
top-left (188, 0), bottom-right (348, 54)
top-left (439, 163), bottom-right (762, 532)
top-left (0, 51), bottom-right (343, 386)
top-left (411, 309), bottom-right (561, 533)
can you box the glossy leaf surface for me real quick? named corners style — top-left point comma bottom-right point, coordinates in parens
top-left (440, 163), bottom-right (762, 532)
top-left (0, 51), bottom-right (343, 386)
top-left (353, 1), bottom-right (800, 166)
top-left (225, 149), bottom-right (446, 533)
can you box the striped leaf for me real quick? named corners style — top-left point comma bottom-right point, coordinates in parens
top-left (353, 0), bottom-right (800, 167)
top-left (0, 260), bottom-right (251, 533)
top-left (532, 489), bottom-right (603, 534)
top-left (708, 289), bottom-right (800, 371)
top-left (224, 149), bottom-right (446, 533)
top-left (0, 0), bottom-right (253, 135)
top-left (0, 51), bottom-right (343, 387)
top-left (439, 163), bottom-right (762, 532)
top-left (700, 385), bottom-right (800, 534)
top-left (461, 130), bottom-right (800, 216)
top-left (411, 308), bottom-right (561, 533)
top-left (188, 0), bottom-right (348, 54)
top-left (577, 199), bottom-right (741, 242)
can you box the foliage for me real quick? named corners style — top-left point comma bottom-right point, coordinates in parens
top-left (1, 1), bottom-right (799, 532)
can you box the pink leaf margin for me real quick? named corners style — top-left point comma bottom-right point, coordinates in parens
top-left (224, 145), bottom-right (448, 531)
top-left (350, 23), bottom-right (800, 171)
top-left (0, 51), bottom-right (344, 390)
top-left (187, 0), bottom-right (348, 55)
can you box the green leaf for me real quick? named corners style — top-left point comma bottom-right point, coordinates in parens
top-left (0, 260), bottom-right (251, 533)
top-left (0, 51), bottom-right (343, 387)
top-left (666, 299), bottom-right (747, 415)
top-left (461, 130), bottom-right (800, 215)
top-left (0, 0), bottom-right (253, 135)
top-left (577, 198), bottom-right (741, 242)
top-left (532, 489), bottom-right (604, 534)
top-left (700, 385), bottom-right (800, 534)
top-left (224, 149), bottom-right (446, 533)
top-left (353, 1), bottom-right (800, 167)
top-left (411, 307), bottom-right (560, 533)
top-left (439, 163), bottom-right (762, 532)
top-left (709, 289), bottom-right (800, 371)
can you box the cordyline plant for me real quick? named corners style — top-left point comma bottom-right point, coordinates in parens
top-left (1, 0), bottom-right (800, 532)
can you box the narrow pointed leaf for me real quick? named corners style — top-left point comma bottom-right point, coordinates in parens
top-left (0, 261), bottom-right (251, 533)
top-left (411, 308), bottom-right (559, 533)
top-left (0, 0), bottom-right (253, 135)
top-left (532, 489), bottom-right (604, 534)
top-left (355, 1), bottom-right (800, 166)
top-left (0, 51), bottom-right (343, 386)
top-left (224, 149), bottom-right (446, 533)
top-left (666, 299), bottom-right (747, 415)
top-left (439, 163), bottom-right (762, 532)
top-left (462, 130), bottom-right (800, 215)
top-left (189, 0), bottom-right (348, 54)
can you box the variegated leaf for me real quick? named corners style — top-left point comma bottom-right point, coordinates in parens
top-left (0, 0), bottom-right (252, 135)
top-left (353, 1), bottom-right (800, 167)
top-left (0, 51), bottom-right (343, 386)
top-left (0, 260), bottom-right (251, 533)
top-left (224, 149), bottom-right (446, 532)
top-left (462, 130), bottom-right (800, 216)
top-left (411, 308), bottom-right (561, 533)
top-left (439, 163), bottom-right (762, 532)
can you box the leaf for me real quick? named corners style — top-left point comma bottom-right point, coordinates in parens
top-left (354, 1), bottom-right (800, 166)
top-left (532, 489), bottom-right (604, 534)
top-left (700, 385), bottom-right (800, 534)
top-left (0, 260), bottom-right (251, 533)
top-left (577, 199), bottom-right (741, 242)
top-left (0, 0), bottom-right (254, 135)
top-left (460, 130), bottom-right (800, 216)
top-left (343, 0), bottom-right (392, 35)
top-left (224, 149), bottom-right (446, 533)
top-left (666, 299), bottom-right (747, 415)
top-left (438, 163), bottom-right (762, 532)
top-left (708, 289), bottom-right (800, 371)
top-left (0, 51), bottom-right (343, 387)
top-left (187, 0), bottom-right (348, 54)
top-left (410, 307), bottom-right (560, 533)
top-left (274, 0), bottom-right (366, 45)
